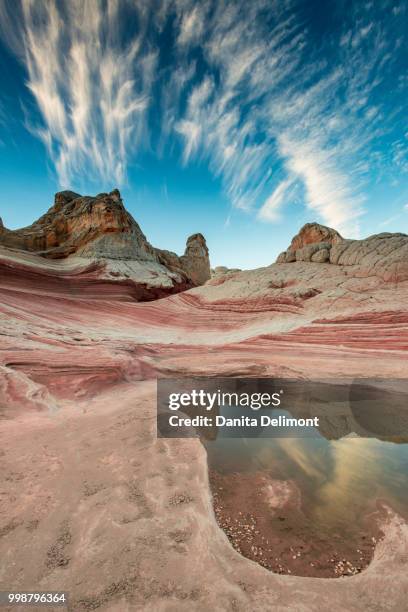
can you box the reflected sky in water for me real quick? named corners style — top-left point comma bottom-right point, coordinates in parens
top-left (206, 413), bottom-right (408, 533)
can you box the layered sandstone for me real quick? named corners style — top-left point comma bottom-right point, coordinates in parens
top-left (0, 189), bottom-right (211, 296)
top-left (276, 222), bottom-right (408, 281)
top-left (1, 217), bottom-right (408, 610)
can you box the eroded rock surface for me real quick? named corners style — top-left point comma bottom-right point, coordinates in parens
top-left (157, 234), bottom-right (211, 286)
top-left (276, 222), bottom-right (408, 281)
top-left (289, 222), bottom-right (343, 251)
top-left (211, 266), bottom-right (242, 277)
top-left (0, 190), bottom-right (211, 297)
top-left (1, 215), bottom-right (408, 610)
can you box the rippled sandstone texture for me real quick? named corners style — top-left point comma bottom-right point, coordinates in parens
top-left (0, 214), bottom-right (408, 610)
top-left (0, 189), bottom-right (211, 297)
top-left (276, 222), bottom-right (408, 282)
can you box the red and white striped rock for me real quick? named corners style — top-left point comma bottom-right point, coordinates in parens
top-left (0, 220), bottom-right (407, 610)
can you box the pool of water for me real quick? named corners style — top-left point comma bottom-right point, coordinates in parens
top-left (205, 408), bottom-right (408, 577)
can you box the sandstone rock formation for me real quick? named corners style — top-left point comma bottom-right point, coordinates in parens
top-left (0, 189), bottom-right (211, 298)
top-left (157, 234), bottom-right (211, 286)
top-left (276, 222), bottom-right (408, 282)
top-left (1, 215), bottom-right (408, 609)
top-left (289, 222), bottom-right (343, 251)
top-left (180, 233), bottom-right (210, 285)
top-left (211, 266), bottom-right (242, 278)
top-left (276, 222), bottom-right (343, 264)
top-left (207, 266), bottom-right (243, 287)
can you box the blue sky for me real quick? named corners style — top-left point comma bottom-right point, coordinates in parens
top-left (0, 0), bottom-right (407, 268)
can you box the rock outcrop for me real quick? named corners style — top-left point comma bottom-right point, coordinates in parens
top-left (289, 222), bottom-right (343, 251)
top-left (277, 222), bottom-right (343, 264)
top-left (1, 211), bottom-right (408, 607)
top-left (211, 266), bottom-right (242, 278)
top-left (207, 266), bottom-right (243, 287)
top-left (156, 234), bottom-right (211, 286)
top-left (276, 222), bottom-right (408, 282)
top-left (0, 189), bottom-right (211, 297)
top-left (180, 233), bottom-right (211, 285)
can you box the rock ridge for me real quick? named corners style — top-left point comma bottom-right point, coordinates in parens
top-left (0, 189), bottom-right (211, 292)
top-left (276, 222), bottom-right (408, 282)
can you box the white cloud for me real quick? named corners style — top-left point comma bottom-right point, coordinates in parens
top-left (277, 134), bottom-right (364, 235)
top-left (178, 6), bottom-right (205, 45)
top-left (258, 178), bottom-right (294, 221)
top-left (171, 0), bottom-right (388, 232)
top-left (0, 0), bottom-right (405, 236)
top-left (0, 0), bottom-right (155, 188)
top-left (175, 119), bottom-right (202, 162)
top-left (379, 214), bottom-right (401, 227)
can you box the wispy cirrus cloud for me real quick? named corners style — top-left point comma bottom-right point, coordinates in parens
top-left (0, 0), bottom-right (406, 235)
top-left (0, 0), bottom-right (155, 188)
top-left (177, 4), bottom-right (207, 46)
top-left (170, 0), bottom-right (407, 235)
top-left (258, 178), bottom-right (295, 222)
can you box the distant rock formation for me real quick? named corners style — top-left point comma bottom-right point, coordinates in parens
top-left (289, 222), bottom-right (343, 251)
top-left (211, 266), bottom-right (242, 278)
top-left (180, 234), bottom-right (210, 285)
top-left (1, 202), bottom-right (408, 610)
top-left (0, 189), bottom-right (211, 293)
top-left (276, 222), bottom-right (408, 282)
top-left (277, 222), bottom-right (343, 264)
top-left (157, 234), bottom-right (210, 286)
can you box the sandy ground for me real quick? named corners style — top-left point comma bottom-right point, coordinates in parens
top-left (1, 380), bottom-right (408, 612)
top-left (1, 246), bottom-right (408, 610)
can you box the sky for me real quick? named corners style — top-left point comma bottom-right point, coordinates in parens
top-left (0, 0), bottom-right (407, 269)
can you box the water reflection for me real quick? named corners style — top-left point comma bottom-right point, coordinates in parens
top-left (201, 380), bottom-right (408, 576)
top-left (206, 419), bottom-right (408, 533)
